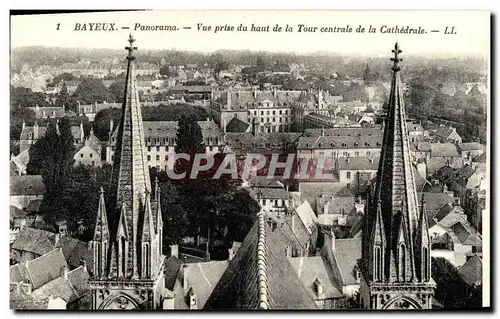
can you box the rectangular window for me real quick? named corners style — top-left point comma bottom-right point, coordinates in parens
top-left (80, 154), bottom-right (83, 158)
top-left (147, 155), bottom-right (151, 161)
top-left (272, 111), bottom-right (276, 115)
top-left (90, 153), bottom-right (93, 158)
top-left (156, 146), bottom-right (160, 152)
top-left (355, 151), bottom-right (359, 157)
top-left (156, 155), bottom-right (160, 161)
top-left (165, 155), bottom-right (168, 161)
top-left (346, 183), bottom-right (351, 190)
top-left (347, 172), bottom-right (351, 179)
top-left (148, 146), bottom-right (151, 152)
top-left (366, 151), bottom-right (371, 157)
top-left (261, 118), bottom-right (264, 123)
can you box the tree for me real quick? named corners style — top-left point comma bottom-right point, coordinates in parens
top-left (159, 64), bottom-right (175, 77)
top-left (10, 85), bottom-right (49, 108)
top-left (27, 118), bottom-right (75, 194)
top-left (93, 108), bottom-right (122, 141)
top-left (175, 114), bottom-right (205, 155)
top-left (10, 105), bottom-right (36, 141)
top-left (54, 84), bottom-right (75, 112)
top-left (432, 257), bottom-right (476, 309)
top-left (72, 78), bottom-right (112, 104)
top-left (47, 73), bottom-right (75, 87)
top-left (107, 79), bottom-right (126, 103)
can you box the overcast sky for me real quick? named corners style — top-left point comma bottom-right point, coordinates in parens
top-left (11, 10), bottom-right (490, 57)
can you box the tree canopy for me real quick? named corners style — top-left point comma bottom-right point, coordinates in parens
top-left (72, 78), bottom-right (113, 104)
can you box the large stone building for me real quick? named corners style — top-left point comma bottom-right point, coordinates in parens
top-left (89, 35), bottom-right (166, 310)
top-left (359, 44), bottom-right (435, 310)
top-left (209, 88), bottom-right (332, 133)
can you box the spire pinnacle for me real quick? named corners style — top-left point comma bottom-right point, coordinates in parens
top-left (126, 33), bottom-right (137, 60)
top-left (390, 42), bottom-right (403, 72)
top-left (100, 186), bottom-right (104, 196)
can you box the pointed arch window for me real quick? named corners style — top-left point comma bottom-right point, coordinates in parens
top-left (423, 246), bottom-right (429, 281)
top-left (119, 236), bottom-right (126, 278)
top-left (374, 246), bottom-right (382, 281)
top-left (143, 243), bottom-right (150, 278)
top-left (95, 242), bottom-right (102, 276)
top-left (399, 244), bottom-right (406, 281)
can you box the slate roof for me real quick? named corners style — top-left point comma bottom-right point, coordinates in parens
top-left (19, 126), bottom-right (47, 140)
top-left (25, 248), bottom-right (68, 289)
top-left (331, 239), bottom-right (362, 285)
top-left (205, 213), bottom-right (317, 309)
top-left (296, 135), bottom-right (382, 149)
top-left (225, 132), bottom-right (301, 154)
top-left (176, 261), bottom-right (229, 309)
top-left (11, 227), bottom-right (56, 256)
top-left (432, 127), bottom-right (460, 140)
top-left (451, 222), bottom-right (482, 246)
top-left (417, 192), bottom-right (454, 214)
top-left (430, 143), bottom-right (461, 157)
top-left (164, 255), bottom-right (183, 291)
top-left (56, 236), bottom-right (93, 270)
top-left (10, 175), bottom-right (46, 196)
top-left (10, 205), bottom-right (26, 219)
top-left (295, 200), bottom-right (318, 235)
top-left (250, 187), bottom-right (289, 200)
top-left (289, 256), bottom-right (343, 300)
top-left (458, 142), bottom-right (485, 152)
top-left (337, 157), bottom-right (379, 171)
top-left (459, 254), bottom-right (482, 286)
top-left (225, 117), bottom-right (250, 133)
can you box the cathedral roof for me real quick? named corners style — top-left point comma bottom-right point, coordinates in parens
top-left (204, 212), bottom-right (317, 309)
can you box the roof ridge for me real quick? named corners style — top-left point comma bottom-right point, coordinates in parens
top-left (257, 211), bottom-right (269, 309)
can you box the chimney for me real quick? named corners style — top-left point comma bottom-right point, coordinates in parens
top-left (315, 278), bottom-right (325, 299)
top-left (60, 266), bottom-right (68, 280)
top-left (182, 265), bottom-right (189, 294)
top-left (226, 92), bottom-right (232, 110)
top-left (20, 281), bottom-right (32, 295)
top-left (34, 122), bottom-right (39, 139)
top-left (323, 201), bottom-right (329, 215)
top-left (228, 248), bottom-right (235, 261)
top-left (109, 118), bottom-right (114, 133)
top-left (206, 117), bottom-right (210, 122)
top-left (321, 127), bottom-right (325, 137)
top-left (253, 88), bottom-right (257, 99)
top-left (273, 87), bottom-right (277, 98)
top-left (80, 122), bottom-right (84, 140)
top-left (94, 101), bottom-right (98, 113)
top-left (453, 197), bottom-right (461, 207)
top-left (285, 245), bottom-right (292, 257)
top-left (330, 229), bottom-right (336, 252)
top-left (55, 233), bottom-right (60, 245)
top-left (188, 289), bottom-right (198, 310)
top-left (162, 294), bottom-right (175, 310)
top-left (22, 119), bottom-right (26, 131)
top-left (170, 245), bottom-right (178, 258)
top-left (291, 213), bottom-right (296, 232)
top-left (80, 258), bottom-right (87, 272)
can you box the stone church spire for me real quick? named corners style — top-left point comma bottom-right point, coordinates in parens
top-left (372, 42), bottom-right (419, 281)
top-left (90, 35), bottom-right (166, 310)
top-left (359, 43), bottom-right (435, 310)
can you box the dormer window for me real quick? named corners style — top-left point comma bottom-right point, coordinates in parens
top-left (330, 142), bottom-right (335, 147)
top-left (365, 142), bottom-right (370, 147)
top-left (313, 277), bottom-right (324, 297)
top-left (342, 142), bottom-right (347, 148)
top-left (306, 143), bottom-right (311, 148)
top-left (376, 142), bottom-right (381, 146)
top-left (354, 142), bottom-right (359, 147)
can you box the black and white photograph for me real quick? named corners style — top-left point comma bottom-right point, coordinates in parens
top-left (8, 10), bottom-right (490, 310)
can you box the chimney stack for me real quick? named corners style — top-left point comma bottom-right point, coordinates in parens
top-left (34, 121), bottom-right (39, 140)
top-left (109, 118), bottom-right (114, 133)
top-left (170, 244), bottom-right (178, 258)
top-left (60, 266), bottom-right (68, 280)
top-left (330, 228), bottom-right (336, 252)
top-left (182, 265), bottom-right (189, 294)
top-left (20, 281), bottom-right (32, 295)
top-left (22, 119), bottom-right (26, 131)
top-left (323, 201), bottom-right (329, 215)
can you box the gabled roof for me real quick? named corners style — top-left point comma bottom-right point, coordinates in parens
top-left (164, 256), bottom-right (182, 291)
top-left (56, 236), bottom-right (93, 270)
top-left (458, 142), bottom-right (485, 152)
top-left (25, 248), bottom-right (68, 289)
top-left (459, 254), bottom-right (482, 286)
top-left (295, 200), bottom-right (318, 235)
top-left (11, 227), bottom-right (56, 256)
top-left (430, 143), bottom-right (461, 157)
top-left (225, 117), bottom-right (250, 133)
top-left (205, 214), bottom-right (317, 309)
top-left (289, 256), bottom-right (343, 300)
top-left (337, 157), bottom-right (379, 171)
top-left (451, 222), bottom-right (482, 246)
top-left (331, 239), bottom-right (362, 285)
top-left (10, 175), bottom-right (46, 196)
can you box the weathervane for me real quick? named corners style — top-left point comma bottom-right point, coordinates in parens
top-left (391, 42), bottom-right (402, 72)
top-left (125, 33), bottom-right (138, 60)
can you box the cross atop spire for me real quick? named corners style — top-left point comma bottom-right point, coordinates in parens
top-left (125, 33), bottom-right (137, 60)
top-left (391, 42), bottom-right (402, 72)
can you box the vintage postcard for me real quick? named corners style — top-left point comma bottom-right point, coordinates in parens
top-left (9, 10), bottom-right (490, 310)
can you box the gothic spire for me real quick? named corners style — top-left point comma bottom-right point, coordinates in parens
top-left (109, 33), bottom-right (151, 212)
top-left (372, 43), bottom-right (420, 281)
top-left (93, 187), bottom-right (110, 242)
top-left (141, 190), bottom-right (155, 242)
